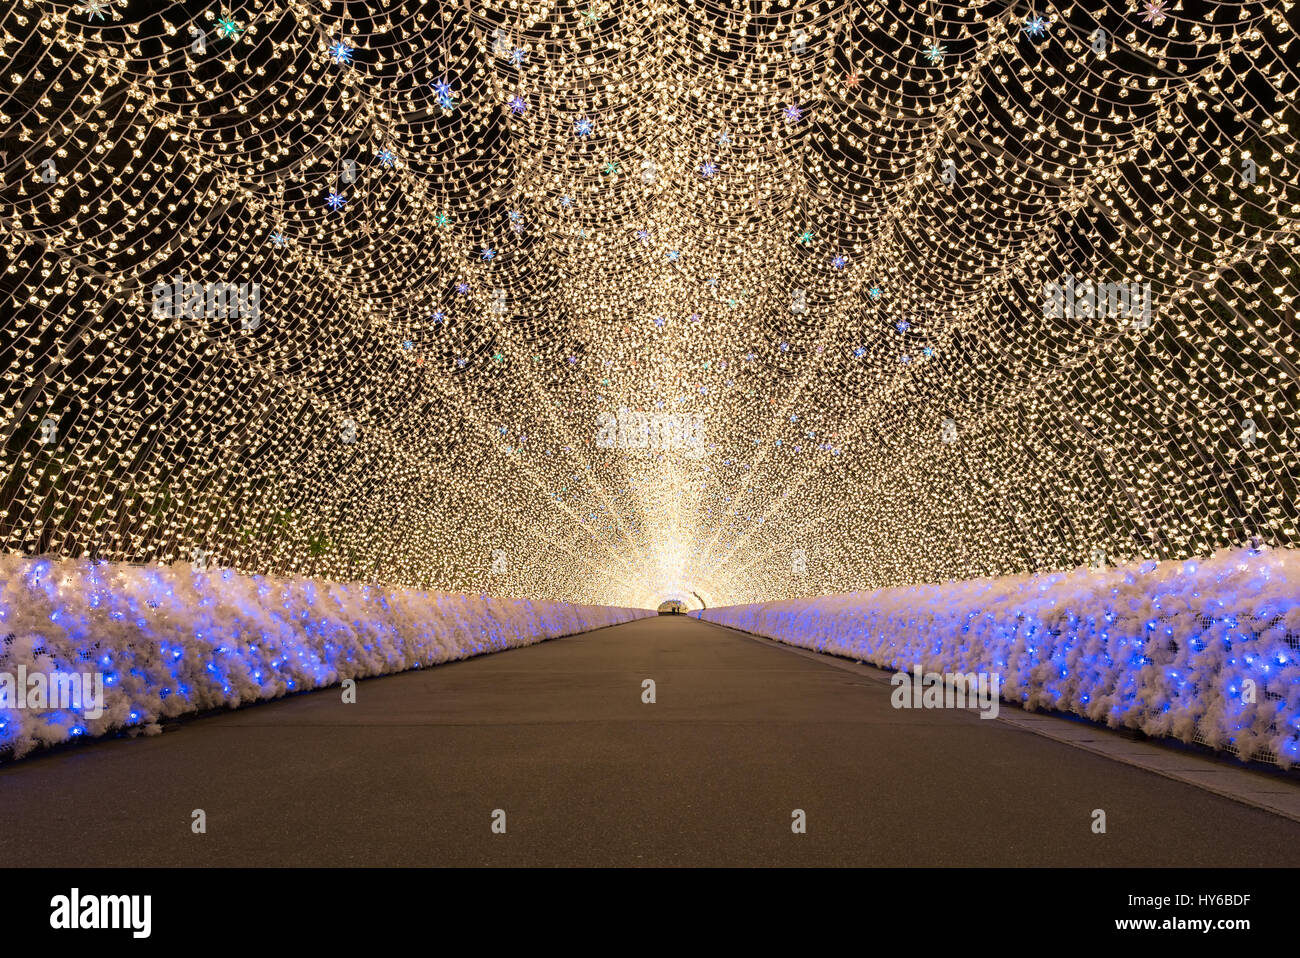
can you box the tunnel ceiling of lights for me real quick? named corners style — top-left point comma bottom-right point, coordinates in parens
top-left (0, 0), bottom-right (1297, 608)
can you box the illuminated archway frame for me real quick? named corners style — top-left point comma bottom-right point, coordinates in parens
top-left (0, 0), bottom-right (1295, 609)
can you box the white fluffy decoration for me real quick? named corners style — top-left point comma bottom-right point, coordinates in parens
top-left (0, 555), bottom-right (652, 760)
top-left (701, 547), bottom-right (1300, 767)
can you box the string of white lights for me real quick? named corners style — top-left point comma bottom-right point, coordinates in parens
top-left (0, 0), bottom-right (1295, 609)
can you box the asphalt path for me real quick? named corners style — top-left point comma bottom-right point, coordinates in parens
top-left (3, 614), bottom-right (1299, 866)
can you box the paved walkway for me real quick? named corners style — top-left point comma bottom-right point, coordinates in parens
top-left (3, 615), bottom-right (1299, 866)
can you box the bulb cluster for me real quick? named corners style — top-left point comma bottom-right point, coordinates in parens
top-left (0, 0), bottom-right (1296, 607)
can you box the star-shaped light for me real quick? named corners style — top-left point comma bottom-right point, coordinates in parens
top-left (328, 40), bottom-right (353, 64)
top-left (325, 190), bottom-right (347, 210)
top-left (925, 44), bottom-right (947, 64)
top-left (717, 130), bottom-right (731, 146)
top-left (797, 229), bottom-right (813, 244)
top-left (783, 103), bottom-right (803, 123)
top-left (667, 249), bottom-right (680, 261)
top-left (376, 149), bottom-right (395, 168)
top-left (435, 212), bottom-right (449, 226)
top-left (602, 160), bottom-right (620, 175)
top-left (575, 117), bottom-right (594, 137)
top-left (1023, 15), bottom-right (1048, 38)
top-left (270, 231), bottom-right (287, 247)
top-left (896, 320), bottom-right (911, 333)
top-left (699, 161), bottom-right (717, 178)
top-left (508, 95), bottom-right (527, 115)
top-left (1141, 0), bottom-right (1169, 24)
top-left (636, 229), bottom-right (650, 242)
top-left (481, 248), bottom-right (496, 261)
top-left (432, 79), bottom-right (456, 110)
top-left (456, 282), bottom-right (470, 294)
top-left (432, 310), bottom-right (445, 324)
top-left (653, 316), bottom-right (666, 327)
top-left (869, 286), bottom-right (882, 299)
top-left (560, 195), bottom-right (573, 208)
top-left (75, 1), bottom-right (108, 20)
top-left (510, 48), bottom-right (527, 65)
top-left (831, 254), bottom-right (848, 269)
top-left (215, 16), bottom-right (244, 39)
top-left (854, 346), bottom-right (867, 357)
top-left (402, 340), bottom-right (413, 350)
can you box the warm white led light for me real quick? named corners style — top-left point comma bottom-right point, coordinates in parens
top-left (0, 1), bottom-right (1295, 608)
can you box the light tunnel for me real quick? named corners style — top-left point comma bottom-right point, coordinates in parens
top-left (0, 0), bottom-right (1298, 909)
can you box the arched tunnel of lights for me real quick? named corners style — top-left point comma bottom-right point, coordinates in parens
top-left (1, 0), bottom-right (1299, 730)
